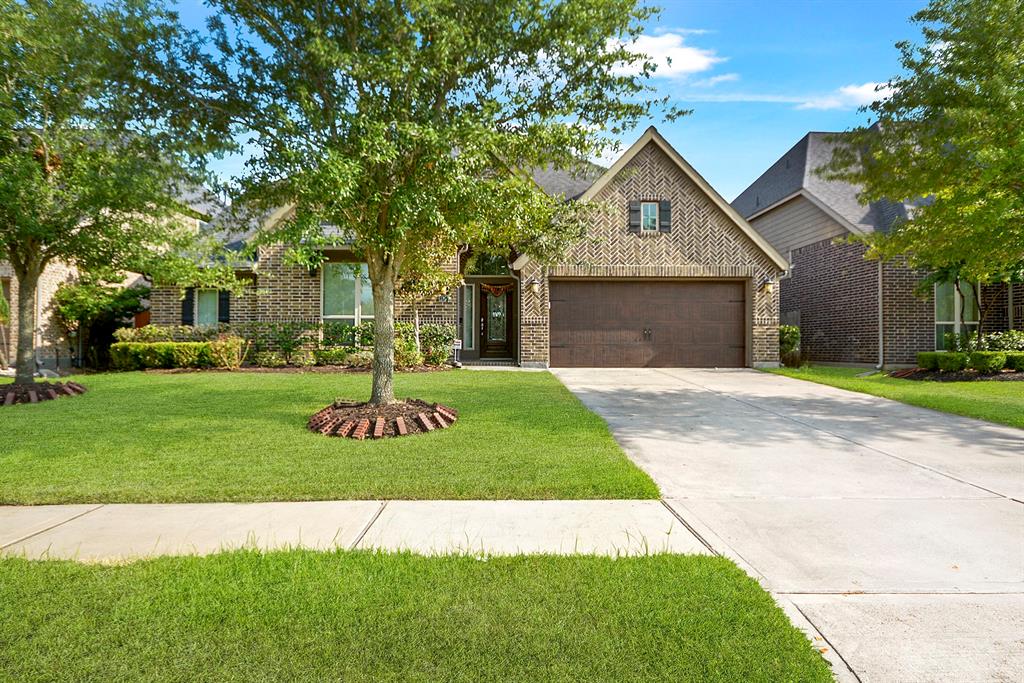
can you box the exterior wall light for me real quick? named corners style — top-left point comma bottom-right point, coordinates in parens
top-left (527, 277), bottom-right (541, 295)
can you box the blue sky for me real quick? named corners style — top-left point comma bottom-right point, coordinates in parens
top-left (177, 0), bottom-right (926, 201)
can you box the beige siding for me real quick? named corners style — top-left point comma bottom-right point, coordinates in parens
top-left (749, 195), bottom-right (849, 262)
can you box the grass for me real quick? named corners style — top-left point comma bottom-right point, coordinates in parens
top-left (0, 370), bottom-right (657, 504)
top-left (0, 550), bottom-right (832, 682)
top-left (769, 365), bottom-right (1024, 429)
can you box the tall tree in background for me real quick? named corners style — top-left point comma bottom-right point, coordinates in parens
top-left (207, 0), bottom-right (682, 405)
top-left (0, 0), bottom-right (234, 385)
top-left (826, 0), bottom-right (1024, 322)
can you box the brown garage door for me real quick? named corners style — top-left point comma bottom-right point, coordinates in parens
top-left (549, 280), bottom-right (746, 368)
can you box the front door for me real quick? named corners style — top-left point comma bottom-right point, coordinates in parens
top-left (480, 282), bottom-right (515, 358)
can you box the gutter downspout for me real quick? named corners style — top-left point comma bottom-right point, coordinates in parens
top-left (876, 261), bottom-right (884, 370)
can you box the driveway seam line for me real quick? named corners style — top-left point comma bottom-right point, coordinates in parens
top-left (659, 499), bottom-right (718, 555)
top-left (788, 598), bottom-right (863, 683)
top-left (662, 370), bottom-right (1013, 501)
top-left (348, 500), bottom-right (387, 550)
top-left (0, 504), bottom-right (106, 550)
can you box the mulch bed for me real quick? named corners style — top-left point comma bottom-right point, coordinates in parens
top-left (889, 368), bottom-right (1024, 382)
top-left (1, 381), bottom-right (87, 406)
top-left (146, 365), bottom-right (450, 375)
top-left (308, 398), bottom-right (458, 439)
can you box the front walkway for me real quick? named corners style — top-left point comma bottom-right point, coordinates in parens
top-left (0, 499), bottom-right (708, 561)
top-left (554, 367), bottom-right (1024, 683)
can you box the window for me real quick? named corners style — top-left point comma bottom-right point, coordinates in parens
top-left (640, 201), bottom-right (659, 231)
top-left (322, 263), bottom-right (374, 326)
top-left (459, 284), bottom-right (475, 350)
top-left (196, 290), bottom-right (220, 326)
top-left (935, 281), bottom-right (979, 349)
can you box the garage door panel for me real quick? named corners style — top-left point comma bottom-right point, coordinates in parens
top-left (550, 280), bottom-right (746, 368)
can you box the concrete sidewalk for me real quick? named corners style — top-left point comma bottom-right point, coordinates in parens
top-left (0, 499), bottom-right (710, 562)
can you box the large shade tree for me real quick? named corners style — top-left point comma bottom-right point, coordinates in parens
top-left (0, 0), bottom-right (234, 385)
top-left (825, 0), bottom-right (1024, 327)
top-left (205, 0), bottom-right (681, 405)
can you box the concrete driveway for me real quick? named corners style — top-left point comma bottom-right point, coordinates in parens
top-left (553, 367), bottom-right (1024, 683)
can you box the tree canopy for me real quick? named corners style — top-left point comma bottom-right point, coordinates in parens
top-left (825, 0), bottom-right (1024, 288)
top-left (0, 0), bottom-right (235, 383)
top-left (205, 0), bottom-right (682, 403)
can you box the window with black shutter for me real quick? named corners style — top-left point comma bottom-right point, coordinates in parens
top-left (181, 288), bottom-right (195, 325)
top-left (218, 290), bottom-right (231, 323)
top-left (627, 201), bottom-right (641, 233)
top-left (658, 200), bottom-right (672, 233)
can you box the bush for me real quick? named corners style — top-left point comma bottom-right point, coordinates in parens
top-left (314, 348), bottom-right (350, 366)
top-left (395, 336), bottom-right (424, 369)
top-left (779, 325), bottom-right (801, 356)
top-left (983, 330), bottom-right (1024, 352)
top-left (110, 342), bottom-right (212, 370)
top-left (968, 351), bottom-right (1007, 374)
top-left (917, 351), bottom-right (941, 371)
top-left (264, 322), bottom-right (317, 363)
top-left (291, 349), bottom-right (316, 367)
top-left (346, 349), bottom-right (374, 369)
top-left (420, 323), bottom-right (456, 366)
top-left (1005, 352), bottom-right (1024, 372)
top-left (936, 352), bottom-right (969, 372)
top-left (321, 321), bottom-right (356, 348)
top-left (252, 351), bottom-right (286, 368)
top-left (209, 335), bottom-right (247, 370)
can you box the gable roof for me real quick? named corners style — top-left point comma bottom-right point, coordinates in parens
top-left (581, 126), bottom-right (788, 271)
top-left (530, 161), bottom-right (605, 200)
top-left (731, 132), bottom-right (909, 235)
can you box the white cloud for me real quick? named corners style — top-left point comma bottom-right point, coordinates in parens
top-left (611, 32), bottom-right (724, 78)
top-left (796, 82), bottom-right (894, 110)
top-left (691, 73), bottom-right (739, 87)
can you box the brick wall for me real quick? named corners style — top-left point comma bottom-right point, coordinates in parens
top-left (782, 238), bottom-right (879, 364)
top-left (1013, 283), bottom-right (1024, 330)
top-left (0, 259), bottom-right (78, 370)
top-left (519, 260), bottom-right (548, 365)
top-left (881, 258), bottom-right (932, 365)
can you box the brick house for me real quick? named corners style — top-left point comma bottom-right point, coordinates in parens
top-left (151, 127), bottom-right (787, 368)
top-left (733, 132), bottom-right (1023, 367)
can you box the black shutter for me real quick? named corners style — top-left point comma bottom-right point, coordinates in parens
top-left (658, 200), bottom-right (672, 233)
top-left (181, 288), bottom-right (194, 325)
top-left (218, 290), bottom-right (231, 323)
top-left (628, 201), bottom-right (641, 234)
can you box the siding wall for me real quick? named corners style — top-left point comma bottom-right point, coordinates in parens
top-left (748, 195), bottom-right (848, 261)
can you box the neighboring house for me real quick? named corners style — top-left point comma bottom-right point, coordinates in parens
top-left (0, 191), bottom-right (222, 372)
top-left (150, 127), bottom-right (787, 368)
top-left (732, 132), bottom-right (1022, 366)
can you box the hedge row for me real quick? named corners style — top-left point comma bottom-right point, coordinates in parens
top-left (917, 350), bottom-right (1024, 374)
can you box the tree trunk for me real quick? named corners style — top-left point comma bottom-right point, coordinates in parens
top-left (14, 266), bottom-right (39, 385)
top-left (368, 257), bottom-right (397, 405)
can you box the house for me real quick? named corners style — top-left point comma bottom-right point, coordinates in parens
top-left (732, 132), bottom-right (1022, 366)
top-left (149, 127), bottom-right (787, 368)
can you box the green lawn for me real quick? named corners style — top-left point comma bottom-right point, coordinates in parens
top-left (0, 550), bottom-right (832, 682)
top-left (769, 365), bottom-right (1024, 429)
top-left (0, 370), bottom-right (657, 503)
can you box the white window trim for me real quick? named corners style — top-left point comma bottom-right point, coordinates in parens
top-left (934, 281), bottom-right (980, 349)
top-left (195, 289), bottom-right (220, 327)
top-left (320, 262), bottom-right (374, 324)
top-left (640, 201), bottom-right (659, 232)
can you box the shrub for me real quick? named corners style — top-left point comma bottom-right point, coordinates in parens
top-left (291, 349), bottom-right (316, 367)
top-left (252, 351), bottom-right (286, 368)
top-left (265, 322), bottom-right (317, 363)
top-left (779, 325), bottom-right (801, 356)
top-left (110, 342), bottom-right (139, 370)
top-left (169, 342), bottom-right (213, 368)
top-left (420, 323), bottom-right (456, 366)
top-left (968, 351), bottom-right (1007, 374)
top-left (109, 342), bottom-right (212, 370)
top-left (1005, 352), bottom-right (1024, 372)
top-left (917, 351), bottom-right (941, 371)
top-left (346, 349), bottom-right (374, 369)
top-left (321, 321), bottom-right (356, 348)
top-left (936, 352), bottom-right (969, 372)
top-left (983, 330), bottom-right (1024, 352)
top-left (314, 348), bottom-right (350, 366)
top-left (209, 335), bottom-right (247, 370)
top-left (395, 336), bottom-right (424, 369)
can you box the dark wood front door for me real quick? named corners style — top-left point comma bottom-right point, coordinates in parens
top-left (479, 282), bottom-right (515, 358)
top-left (549, 280), bottom-right (746, 368)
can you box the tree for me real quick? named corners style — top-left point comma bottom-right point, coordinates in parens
top-left (206, 0), bottom-right (681, 405)
top-left (825, 0), bottom-right (1024, 331)
top-left (0, 0), bottom-right (236, 385)
top-left (52, 276), bottom-right (149, 368)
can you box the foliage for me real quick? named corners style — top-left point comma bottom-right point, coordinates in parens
top-left (209, 335), bottom-right (247, 370)
top-left (981, 330), bottom-right (1024, 352)
top-left (110, 342), bottom-right (213, 370)
top-left (252, 351), bottom-right (286, 368)
top-left (420, 324), bottom-right (457, 366)
top-left (394, 337), bottom-right (424, 369)
top-left (262, 322), bottom-right (318, 363)
top-left (52, 280), bottom-right (149, 333)
top-left (968, 351), bottom-right (1006, 374)
top-left (823, 0), bottom-right (1024, 290)
top-left (1005, 352), bottom-right (1024, 372)
top-left (313, 348), bottom-right (350, 366)
top-left (936, 352), bottom-right (969, 372)
top-left (203, 0), bottom-right (683, 403)
top-left (345, 349), bottom-right (375, 370)
top-left (0, 293), bottom-right (9, 325)
top-left (778, 325), bottom-right (801, 356)
top-left (917, 351), bottom-right (941, 371)
top-left (321, 321), bottom-right (357, 349)
top-left (0, 0), bottom-right (237, 383)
